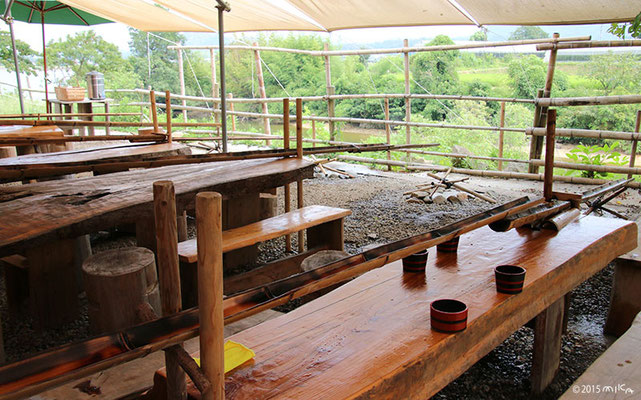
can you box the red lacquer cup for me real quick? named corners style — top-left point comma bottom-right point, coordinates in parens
top-left (430, 299), bottom-right (468, 333)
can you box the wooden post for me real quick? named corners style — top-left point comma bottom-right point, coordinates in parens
top-left (543, 109), bottom-right (557, 201)
top-left (153, 181), bottom-right (186, 400)
top-left (283, 98), bottom-right (292, 252)
top-left (628, 110), bottom-right (640, 179)
top-left (324, 43), bottom-right (336, 141)
top-left (311, 116), bottom-right (316, 148)
top-left (403, 39), bottom-right (411, 161)
top-left (296, 98), bottom-right (304, 252)
top-left (385, 97), bottom-right (392, 171)
top-left (210, 49), bottom-right (219, 124)
top-left (254, 42), bottom-right (272, 146)
top-left (177, 210), bottom-right (188, 242)
top-left (104, 102), bottom-right (111, 135)
top-left (529, 33), bottom-right (560, 173)
top-left (196, 192), bottom-right (225, 400)
top-left (166, 91), bottom-right (173, 143)
top-left (498, 101), bottom-right (506, 171)
top-left (177, 49), bottom-right (188, 122)
top-left (150, 90), bottom-right (159, 134)
top-left (531, 297), bottom-right (565, 394)
top-left (228, 93), bottom-right (236, 132)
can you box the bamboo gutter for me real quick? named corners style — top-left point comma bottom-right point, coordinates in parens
top-left (0, 196), bottom-right (547, 400)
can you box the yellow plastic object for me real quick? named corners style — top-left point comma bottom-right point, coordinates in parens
top-left (194, 340), bottom-right (255, 373)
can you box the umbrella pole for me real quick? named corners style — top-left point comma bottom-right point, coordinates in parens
top-left (6, 17), bottom-right (25, 114)
top-left (216, 1), bottom-right (230, 153)
top-left (41, 13), bottom-right (50, 113)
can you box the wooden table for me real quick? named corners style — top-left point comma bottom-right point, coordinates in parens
top-left (0, 125), bottom-right (67, 156)
top-left (47, 98), bottom-right (111, 136)
top-left (150, 215), bottom-right (636, 399)
top-left (0, 157), bottom-right (314, 327)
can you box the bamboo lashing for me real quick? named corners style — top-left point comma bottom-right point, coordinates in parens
top-left (543, 109), bottom-right (557, 201)
top-left (153, 181), bottom-right (186, 400)
top-left (296, 98), bottom-right (304, 252)
top-left (196, 192), bottom-right (225, 400)
top-left (283, 98), bottom-right (292, 252)
top-left (150, 90), bottom-right (159, 134)
top-left (166, 91), bottom-right (173, 143)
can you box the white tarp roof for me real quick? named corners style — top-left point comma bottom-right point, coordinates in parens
top-left (60, 0), bottom-right (640, 32)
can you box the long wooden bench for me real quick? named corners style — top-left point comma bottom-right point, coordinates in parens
top-left (560, 312), bottom-right (641, 399)
top-left (177, 205), bottom-right (351, 264)
top-left (604, 215), bottom-right (641, 336)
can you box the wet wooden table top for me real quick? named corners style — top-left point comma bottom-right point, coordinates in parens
top-left (205, 216), bottom-right (635, 399)
top-left (0, 142), bottom-right (189, 167)
top-left (0, 157), bottom-right (314, 255)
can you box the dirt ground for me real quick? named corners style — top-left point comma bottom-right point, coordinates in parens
top-left (1, 160), bottom-right (639, 399)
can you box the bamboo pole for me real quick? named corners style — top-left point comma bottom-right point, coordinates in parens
top-left (166, 36), bottom-right (591, 57)
top-left (0, 119), bottom-right (220, 128)
top-left (527, 127), bottom-right (641, 141)
top-left (153, 181), bottom-right (185, 400)
top-left (537, 40), bottom-right (641, 51)
top-left (166, 91), bottom-right (173, 144)
top-left (406, 149), bottom-right (527, 164)
top-left (228, 93), bottom-right (236, 132)
top-left (324, 43), bottom-right (336, 141)
top-left (385, 97), bottom-right (392, 171)
top-left (283, 98), bottom-right (292, 252)
top-left (335, 155), bottom-right (641, 188)
top-left (0, 134), bottom-right (166, 146)
top-left (150, 90), bottom-right (159, 134)
top-left (209, 49), bottom-right (219, 124)
top-left (536, 95), bottom-right (641, 108)
top-left (529, 160), bottom-right (641, 175)
top-left (404, 39), bottom-right (411, 161)
top-left (196, 192), bottom-right (224, 400)
top-left (296, 98), bottom-right (304, 252)
top-left (629, 110), bottom-right (641, 179)
top-left (544, 110), bottom-right (557, 201)
top-left (0, 112), bottom-right (140, 119)
top-left (254, 42), bottom-right (271, 146)
top-left (498, 101), bottom-right (506, 171)
top-left (311, 116), bottom-right (316, 148)
top-left (177, 49), bottom-right (188, 122)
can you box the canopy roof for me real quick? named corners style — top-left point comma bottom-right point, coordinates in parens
top-left (60, 0), bottom-right (638, 32)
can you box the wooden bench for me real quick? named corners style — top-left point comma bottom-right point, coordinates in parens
top-left (177, 205), bottom-right (351, 264)
top-left (560, 312), bottom-right (641, 399)
top-left (605, 216), bottom-right (641, 336)
top-left (178, 205), bottom-right (350, 305)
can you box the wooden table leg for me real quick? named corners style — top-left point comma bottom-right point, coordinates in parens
top-left (26, 238), bottom-right (79, 329)
top-left (605, 258), bottom-right (641, 336)
top-left (78, 103), bottom-right (94, 136)
top-left (308, 219), bottom-right (345, 251)
top-left (223, 194), bottom-right (259, 268)
top-left (531, 296), bottom-right (565, 394)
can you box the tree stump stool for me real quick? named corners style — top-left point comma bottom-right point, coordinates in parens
top-left (82, 247), bottom-right (162, 334)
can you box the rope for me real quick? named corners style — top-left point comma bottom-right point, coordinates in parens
top-left (261, 58), bottom-right (291, 97)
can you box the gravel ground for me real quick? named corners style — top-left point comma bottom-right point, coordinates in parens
top-left (1, 162), bottom-right (639, 399)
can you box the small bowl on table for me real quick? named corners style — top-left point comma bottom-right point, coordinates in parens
top-left (494, 265), bottom-right (526, 294)
top-left (430, 299), bottom-right (468, 333)
top-left (437, 236), bottom-right (460, 253)
top-left (402, 250), bottom-right (428, 273)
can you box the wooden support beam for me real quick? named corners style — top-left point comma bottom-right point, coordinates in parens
top-left (385, 97), bottom-right (391, 171)
top-left (177, 49), bottom-right (188, 122)
top-left (544, 109), bottom-right (557, 201)
top-left (254, 42), bottom-right (271, 146)
top-left (296, 98), bottom-right (304, 252)
top-left (150, 90), bottom-right (159, 134)
top-left (498, 101), bottom-right (505, 171)
top-left (153, 181), bottom-right (185, 400)
top-left (531, 297), bottom-right (565, 394)
top-left (166, 91), bottom-right (173, 143)
top-left (196, 192), bottom-right (225, 400)
top-left (629, 110), bottom-right (640, 179)
top-left (283, 98), bottom-right (292, 252)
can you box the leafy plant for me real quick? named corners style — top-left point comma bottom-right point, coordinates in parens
top-left (565, 141), bottom-right (629, 178)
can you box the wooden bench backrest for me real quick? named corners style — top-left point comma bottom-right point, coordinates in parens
top-left (177, 205), bottom-right (351, 264)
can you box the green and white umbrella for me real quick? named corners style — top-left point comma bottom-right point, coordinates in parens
top-left (1, 1), bottom-right (113, 112)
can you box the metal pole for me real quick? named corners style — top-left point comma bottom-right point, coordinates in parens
top-left (4, 12), bottom-right (25, 114)
top-left (216, 1), bottom-right (230, 152)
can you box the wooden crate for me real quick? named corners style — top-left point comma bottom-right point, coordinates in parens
top-left (54, 86), bottom-right (85, 101)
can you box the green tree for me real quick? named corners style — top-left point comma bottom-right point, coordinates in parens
top-left (469, 29), bottom-right (488, 41)
top-left (608, 12), bottom-right (641, 39)
top-left (0, 31), bottom-right (40, 76)
top-left (410, 35), bottom-right (459, 120)
top-left (128, 29), bottom-right (185, 92)
top-left (587, 52), bottom-right (641, 94)
top-left (507, 55), bottom-right (567, 99)
top-left (46, 31), bottom-right (138, 88)
top-left (508, 26), bottom-right (549, 40)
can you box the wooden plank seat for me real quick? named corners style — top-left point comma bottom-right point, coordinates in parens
top-left (604, 216), bottom-right (641, 336)
top-left (560, 311), bottom-right (641, 399)
top-left (177, 205), bottom-right (351, 264)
